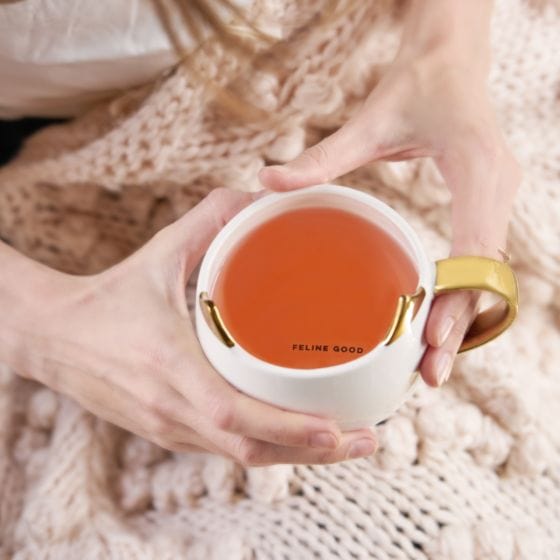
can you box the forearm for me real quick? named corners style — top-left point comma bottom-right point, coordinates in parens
top-left (397, 0), bottom-right (494, 75)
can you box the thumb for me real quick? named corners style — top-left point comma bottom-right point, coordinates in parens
top-left (168, 187), bottom-right (264, 272)
top-left (259, 114), bottom-right (378, 191)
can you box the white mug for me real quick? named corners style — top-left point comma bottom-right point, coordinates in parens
top-left (195, 184), bottom-right (518, 430)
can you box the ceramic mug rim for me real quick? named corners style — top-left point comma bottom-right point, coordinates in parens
top-left (196, 183), bottom-right (434, 379)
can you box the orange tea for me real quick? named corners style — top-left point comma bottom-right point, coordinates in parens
top-left (211, 206), bottom-right (418, 368)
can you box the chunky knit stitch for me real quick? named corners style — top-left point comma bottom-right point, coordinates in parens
top-left (0, 1), bottom-right (559, 558)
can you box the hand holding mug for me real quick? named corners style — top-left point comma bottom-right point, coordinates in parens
top-left (5, 188), bottom-right (377, 464)
top-left (259, 47), bottom-right (521, 387)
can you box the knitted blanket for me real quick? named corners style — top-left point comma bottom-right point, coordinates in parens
top-left (1, 1), bottom-right (559, 558)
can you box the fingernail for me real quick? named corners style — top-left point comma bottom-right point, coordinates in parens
top-left (436, 317), bottom-right (455, 346)
top-left (310, 431), bottom-right (338, 449)
top-left (348, 438), bottom-right (377, 459)
top-left (436, 352), bottom-right (453, 386)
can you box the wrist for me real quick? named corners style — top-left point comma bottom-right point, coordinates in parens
top-left (0, 242), bottom-right (77, 381)
top-left (396, 0), bottom-right (494, 78)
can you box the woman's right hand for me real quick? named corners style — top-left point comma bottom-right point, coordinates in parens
top-left (4, 187), bottom-right (377, 465)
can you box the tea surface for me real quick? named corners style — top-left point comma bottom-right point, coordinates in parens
top-left (212, 206), bottom-right (418, 368)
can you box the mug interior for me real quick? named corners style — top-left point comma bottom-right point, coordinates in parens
top-left (206, 187), bottom-right (424, 295)
top-left (198, 184), bottom-right (432, 373)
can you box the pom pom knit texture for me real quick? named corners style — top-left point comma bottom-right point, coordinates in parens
top-left (0, 0), bottom-right (559, 558)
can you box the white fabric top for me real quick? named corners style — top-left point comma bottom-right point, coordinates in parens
top-left (0, 0), bottom-right (249, 119)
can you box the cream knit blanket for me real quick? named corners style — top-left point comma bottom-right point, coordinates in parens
top-left (0, 1), bottom-right (559, 558)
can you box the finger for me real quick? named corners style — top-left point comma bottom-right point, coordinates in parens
top-left (103, 407), bottom-right (215, 454)
top-left (420, 292), bottom-right (478, 387)
top-left (216, 428), bottom-right (378, 467)
top-left (162, 441), bottom-right (214, 454)
top-left (170, 346), bottom-right (343, 449)
top-left (258, 111), bottom-right (379, 191)
top-left (111, 413), bottom-right (216, 455)
top-left (103, 400), bottom-right (215, 454)
top-left (83, 387), bottom-right (223, 454)
top-left (424, 139), bottom-right (519, 387)
top-left (424, 291), bottom-right (475, 348)
top-left (148, 382), bottom-right (376, 464)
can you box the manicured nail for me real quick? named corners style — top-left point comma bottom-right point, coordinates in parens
top-left (348, 438), bottom-right (377, 459)
top-left (436, 317), bottom-right (455, 346)
top-left (310, 431), bottom-right (338, 449)
top-left (436, 352), bottom-right (453, 386)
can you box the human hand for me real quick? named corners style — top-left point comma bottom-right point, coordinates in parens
top-left (259, 22), bottom-right (521, 387)
top-left (6, 188), bottom-right (377, 465)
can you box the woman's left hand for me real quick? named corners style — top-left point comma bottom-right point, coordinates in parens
top-left (258, 44), bottom-right (521, 387)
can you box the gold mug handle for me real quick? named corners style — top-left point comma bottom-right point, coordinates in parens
top-left (434, 256), bottom-right (519, 352)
